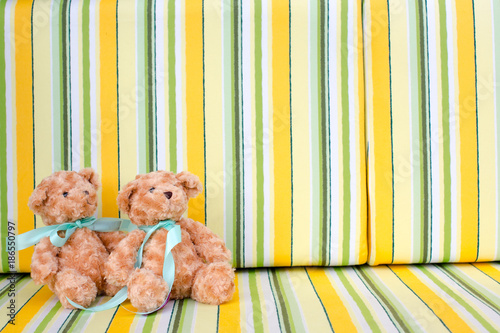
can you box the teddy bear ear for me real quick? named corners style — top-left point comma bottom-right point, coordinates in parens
top-left (117, 180), bottom-right (138, 214)
top-left (78, 168), bottom-right (101, 190)
top-left (176, 171), bottom-right (203, 198)
top-left (28, 183), bottom-right (48, 214)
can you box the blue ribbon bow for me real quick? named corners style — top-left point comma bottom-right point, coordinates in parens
top-left (67, 220), bottom-right (181, 314)
top-left (10, 216), bottom-right (136, 250)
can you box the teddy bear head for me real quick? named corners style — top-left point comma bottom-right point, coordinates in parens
top-left (28, 168), bottom-right (101, 225)
top-left (116, 171), bottom-right (202, 226)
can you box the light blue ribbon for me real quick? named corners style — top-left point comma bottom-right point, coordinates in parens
top-left (10, 217), bottom-right (136, 251)
top-left (67, 220), bottom-right (181, 314)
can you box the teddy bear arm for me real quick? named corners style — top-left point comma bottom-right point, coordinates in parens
top-left (31, 237), bottom-right (60, 285)
top-left (104, 229), bottom-right (146, 287)
top-left (178, 217), bottom-right (231, 264)
top-left (96, 231), bottom-right (127, 253)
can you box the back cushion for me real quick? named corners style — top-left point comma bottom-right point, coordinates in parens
top-left (365, 0), bottom-right (500, 264)
top-left (0, 0), bottom-right (367, 271)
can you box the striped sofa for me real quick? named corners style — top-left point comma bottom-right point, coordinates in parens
top-left (1, 0), bottom-right (499, 332)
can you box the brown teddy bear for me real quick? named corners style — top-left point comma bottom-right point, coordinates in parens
top-left (104, 171), bottom-right (235, 312)
top-left (28, 168), bottom-right (125, 308)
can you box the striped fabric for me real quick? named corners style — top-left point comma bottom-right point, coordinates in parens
top-left (2, 263), bottom-right (500, 332)
top-left (365, 0), bottom-right (500, 265)
top-left (0, 0), bottom-right (367, 271)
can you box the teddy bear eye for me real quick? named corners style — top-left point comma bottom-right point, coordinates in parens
top-left (63, 192), bottom-right (68, 197)
top-left (149, 187), bottom-right (155, 193)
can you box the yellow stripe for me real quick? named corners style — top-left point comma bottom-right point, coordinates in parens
top-left (106, 301), bottom-right (137, 333)
top-left (290, 0), bottom-right (310, 265)
top-left (472, 263), bottom-right (500, 282)
top-left (306, 268), bottom-right (357, 332)
top-left (15, 0), bottom-right (34, 272)
top-left (218, 274), bottom-right (241, 333)
top-left (389, 0), bottom-right (411, 263)
top-left (32, 0), bottom-right (52, 230)
top-left (288, 269), bottom-right (332, 331)
top-left (117, 0), bottom-right (137, 191)
top-left (369, 0), bottom-right (392, 265)
top-left (8, 286), bottom-right (54, 332)
top-left (356, 0), bottom-right (367, 265)
top-left (185, 0), bottom-right (205, 225)
top-left (100, 0), bottom-right (119, 218)
top-left (455, 0), bottom-right (478, 262)
top-left (204, 0), bottom-right (224, 237)
top-left (474, 1), bottom-right (496, 261)
top-left (391, 265), bottom-right (474, 332)
top-left (272, 0), bottom-right (292, 266)
top-left (193, 303), bottom-right (219, 332)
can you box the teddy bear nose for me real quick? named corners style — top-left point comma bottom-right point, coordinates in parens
top-left (164, 191), bottom-right (173, 199)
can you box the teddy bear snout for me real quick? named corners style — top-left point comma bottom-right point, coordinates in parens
top-left (164, 191), bottom-right (173, 199)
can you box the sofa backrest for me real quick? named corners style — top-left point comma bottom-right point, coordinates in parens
top-left (0, 0), bottom-right (367, 271)
top-left (364, 0), bottom-right (500, 264)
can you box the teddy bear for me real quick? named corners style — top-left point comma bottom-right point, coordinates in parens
top-left (28, 168), bottom-right (126, 308)
top-left (104, 171), bottom-right (235, 312)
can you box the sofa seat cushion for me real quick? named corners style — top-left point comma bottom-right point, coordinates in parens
top-left (2, 263), bottom-right (499, 332)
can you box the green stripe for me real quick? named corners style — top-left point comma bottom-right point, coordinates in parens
top-left (0, 0), bottom-right (8, 272)
top-left (340, 0), bottom-right (351, 266)
top-left (334, 268), bottom-right (382, 332)
top-left (440, 265), bottom-right (500, 313)
top-left (254, 0), bottom-right (264, 268)
top-left (168, 300), bottom-right (185, 333)
top-left (268, 270), bottom-right (293, 333)
top-left (317, 0), bottom-right (328, 266)
top-left (232, 0), bottom-right (243, 267)
top-left (60, 0), bottom-right (70, 170)
top-left (59, 310), bottom-right (80, 333)
top-left (421, 266), bottom-right (497, 332)
top-left (143, 308), bottom-right (159, 331)
top-left (62, 309), bottom-right (85, 333)
top-left (438, 0), bottom-right (452, 263)
top-left (277, 270), bottom-right (306, 332)
top-left (82, 0), bottom-right (91, 167)
top-left (167, 0), bottom-right (177, 171)
top-left (33, 302), bottom-right (63, 333)
top-left (407, 0), bottom-right (422, 263)
top-left (248, 270), bottom-right (264, 331)
top-left (416, 0), bottom-right (431, 263)
top-left (355, 268), bottom-right (410, 332)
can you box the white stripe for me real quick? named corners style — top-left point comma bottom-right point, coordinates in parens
top-left (156, 0), bottom-right (166, 171)
top-left (344, 268), bottom-right (399, 332)
top-left (242, 0), bottom-right (253, 266)
top-left (284, 271), bottom-right (309, 333)
top-left (221, 0), bottom-right (229, 244)
top-left (261, 0), bottom-right (271, 267)
top-left (25, 296), bottom-right (61, 331)
top-left (238, 273), bottom-right (254, 331)
top-left (5, 0), bottom-right (14, 224)
top-left (70, 0), bottom-right (80, 170)
top-left (329, 0), bottom-right (340, 265)
top-left (308, 0), bottom-right (314, 263)
top-left (426, 2), bottom-right (441, 263)
top-left (446, 0), bottom-right (458, 262)
top-left (89, 0), bottom-right (98, 171)
top-left (348, 0), bottom-right (357, 265)
top-left (259, 271), bottom-right (281, 333)
top-left (175, 0), bottom-right (183, 172)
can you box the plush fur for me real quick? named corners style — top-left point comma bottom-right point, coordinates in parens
top-left (105, 171), bottom-right (235, 312)
top-left (28, 169), bottom-right (126, 309)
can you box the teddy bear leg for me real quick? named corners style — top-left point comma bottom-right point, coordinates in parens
top-left (191, 262), bottom-right (235, 305)
top-left (100, 280), bottom-right (124, 297)
top-left (127, 268), bottom-right (169, 312)
top-left (54, 268), bottom-right (98, 309)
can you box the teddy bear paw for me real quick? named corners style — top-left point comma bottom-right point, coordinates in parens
top-left (54, 269), bottom-right (98, 309)
top-left (191, 262), bottom-right (235, 305)
top-left (127, 268), bottom-right (169, 312)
